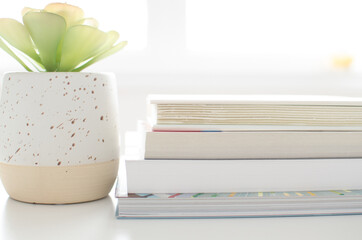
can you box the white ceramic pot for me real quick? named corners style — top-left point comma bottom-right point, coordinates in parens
top-left (0, 72), bottom-right (120, 204)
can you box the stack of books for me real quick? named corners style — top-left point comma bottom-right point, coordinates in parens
top-left (116, 94), bottom-right (362, 219)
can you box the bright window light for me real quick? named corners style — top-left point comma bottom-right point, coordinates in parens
top-left (186, 0), bottom-right (362, 57)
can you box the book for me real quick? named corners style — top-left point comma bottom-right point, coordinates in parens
top-left (145, 131), bottom-right (362, 159)
top-left (149, 94), bottom-right (362, 105)
top-left (148, 94), bottom-right (362, 127)
top-left (125, 158), bottom-right (362, 193)
top-left (116, 187), bottom-right (362, 219)
top-left (152, 124), bottom-right (362, 132)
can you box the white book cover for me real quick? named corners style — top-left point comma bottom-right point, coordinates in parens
top-left (148, 94), bottom-right (362, 105)
top-left (145, 131), bottom-right (362, 159)
top-left (125, 158), bottom-right (362, 193)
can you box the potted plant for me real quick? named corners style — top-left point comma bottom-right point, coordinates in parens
top-left (0, 3), bottom-right (127, 204)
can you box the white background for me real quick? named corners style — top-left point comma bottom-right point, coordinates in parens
top-left (2, 1), bottom-right (362, 239)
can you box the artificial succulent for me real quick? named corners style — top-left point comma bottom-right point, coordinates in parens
top-left (0, 3), bottom-right (127, 72)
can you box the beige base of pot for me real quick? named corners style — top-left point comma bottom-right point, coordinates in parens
top-left (0, 160), bottom-right (119, 204)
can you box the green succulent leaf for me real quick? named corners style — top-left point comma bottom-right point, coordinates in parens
top-left (23, 12), bottom-right (66, 71)
top-left (76, 18), bottom-right (99, 28)
top-left (0, 18), bottom-right (41, 63)
top-left (99, 31), bottom-right (120, 52)
top-left (73, 41), bottom-right (127, 72)
top-left (44, 3), bottom-right (84, 28)
top-left (21, 7), bottom-right (41, 16)
top-left (84, 31), bottom-right (119, 60)
top-left (59, 25), bottom-right (108, 72)
top-left (0, 38), bottom-right (32, 72)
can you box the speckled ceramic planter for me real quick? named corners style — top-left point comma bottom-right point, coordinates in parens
top-left (0, 72), bottom-right (120, 204)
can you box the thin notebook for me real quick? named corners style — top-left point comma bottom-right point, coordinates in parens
top-left (115, 178), bottom-right (362, 219)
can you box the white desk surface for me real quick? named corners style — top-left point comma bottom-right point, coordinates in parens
top-left (1, 183), bottom-right (362, 240)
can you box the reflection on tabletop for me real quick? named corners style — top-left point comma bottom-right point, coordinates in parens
top-left (2, 196), bottom-right (123, 240)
